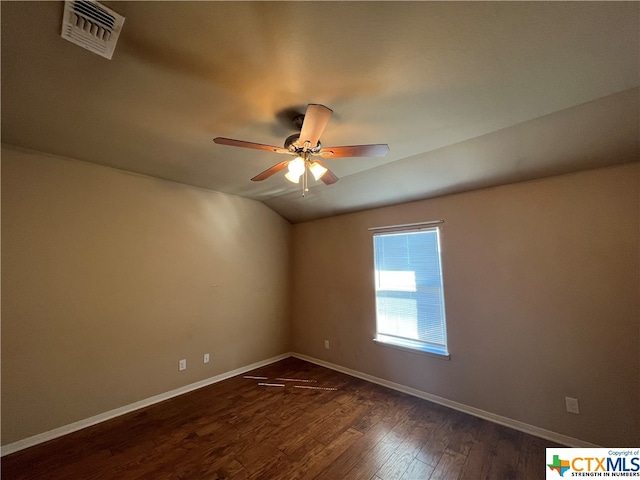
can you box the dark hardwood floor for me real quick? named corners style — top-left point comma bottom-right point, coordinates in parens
top-left (1, 357), bottom-right (562, 479)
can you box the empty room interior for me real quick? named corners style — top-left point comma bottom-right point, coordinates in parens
top-left (1, 1), bottom-right (639, 479)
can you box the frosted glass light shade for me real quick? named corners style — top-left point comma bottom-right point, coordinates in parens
top-left (285, 171), bottom-right (301, 183)
top-left (287, 157), bottom-right (305, 176)
top-left (309, 162), bottom-right (328, 180)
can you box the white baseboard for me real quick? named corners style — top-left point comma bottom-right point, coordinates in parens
top-left (1, 353), bottom-right (292, 457)
top-left (292, 352), bottom-right (601, 448)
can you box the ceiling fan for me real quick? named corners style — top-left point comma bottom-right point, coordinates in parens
top-left (213, 104), bottom-right (389, 195)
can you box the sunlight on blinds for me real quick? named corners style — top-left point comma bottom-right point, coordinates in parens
top-left (373, 228), bottom-right (448, 356)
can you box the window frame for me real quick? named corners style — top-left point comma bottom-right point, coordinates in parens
top-left (371, 224), bottom-right (450, 360)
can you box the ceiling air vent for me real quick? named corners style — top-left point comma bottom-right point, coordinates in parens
top-left (61, 0), bottom-right (124, 60)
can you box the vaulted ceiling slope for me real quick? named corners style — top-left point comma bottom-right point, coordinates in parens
top-left (2, 1), bottom-right (638, 223)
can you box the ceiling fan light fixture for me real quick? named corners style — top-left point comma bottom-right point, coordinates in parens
top-left (309, 161), bottom-right (328, 181)
top-left (213, 103), bottom-right (389, 191)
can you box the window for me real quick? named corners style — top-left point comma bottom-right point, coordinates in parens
top-left (372, 226), bottom-right (449, 358)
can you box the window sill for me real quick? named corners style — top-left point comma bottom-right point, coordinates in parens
top-left (373, 337), bottom-right (451, 360)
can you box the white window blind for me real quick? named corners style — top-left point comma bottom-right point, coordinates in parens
top-left (373, 227), bottom-right (448, 356)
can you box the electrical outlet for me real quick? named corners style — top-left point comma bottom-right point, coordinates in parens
top-left (324, 340), bottom-right (330, 349)
top-left (179, 359), bottom-right (187, 371)
top-left (565, 396), bottom-right (580, 414)
top-left (204, 353), bottom-right (210, 363)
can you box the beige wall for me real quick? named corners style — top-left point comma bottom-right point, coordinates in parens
top-left (291, 163), bottom-right (639, 446)
top-left (1, 146), bottom-right (292, 445)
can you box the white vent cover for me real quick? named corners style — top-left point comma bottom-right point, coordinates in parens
top-left (61, 0), bottom-right (124, 60)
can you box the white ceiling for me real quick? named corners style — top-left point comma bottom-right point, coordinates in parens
top-left (2, 1), bottom-right (638, 223)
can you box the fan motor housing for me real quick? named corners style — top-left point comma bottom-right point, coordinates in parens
top-left (284, 134), bottom-right (322, 153)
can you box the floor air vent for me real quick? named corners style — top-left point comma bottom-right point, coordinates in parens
top-left (61, 0), bottom-right (124, 60)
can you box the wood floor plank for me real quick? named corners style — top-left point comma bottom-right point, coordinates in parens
top-left (485, 424), bottom-right (523, 480)
top-left (291, 427), bottom-right (363, 480)
top-left (429, 449), bottom-right (467, 480)
top-left (275, 394), bottom-right (358, 455)
top-left (416, 412), bottom-right (456, 467)
top-left (445, 413), bottom-right (482, 457)
top-left (458, 418), bottom-right (501, 480)
top-left (372, 403), bottom-right (432, 479)
top-left (516, 433), bottom-right (562, 480)
top-left (313, 400), bottom-right (369, 447)
top-left (343, 438), bottom-right (399, 480)
top-left (312, 420), bottom-right (396, 479)
top-left (400, 458), bottom-right (435, 480)
top-left (1, 357), bottom-right (561, 480)
top-left (396, 424), bottom-right (437, 461)
top-left (374, 449), bottom-right (415, 480)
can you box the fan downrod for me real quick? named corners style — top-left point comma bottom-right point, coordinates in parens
top-left (292, 114), bottom-right (305, 130)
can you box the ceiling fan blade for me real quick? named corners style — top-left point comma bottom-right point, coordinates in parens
top-left (214, 137), bottom-right (289, 154)
top-left (298, 104), bottom-right (333, 149)
top-left (316, 160), bottom-right (339, 185)
top-left (319, 144), bottom-right (390, 158)
top-left (251, 160), bottom-right (290, 181)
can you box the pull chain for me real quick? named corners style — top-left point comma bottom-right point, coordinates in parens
top-left (301, 156), bottom-right (309, 197)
